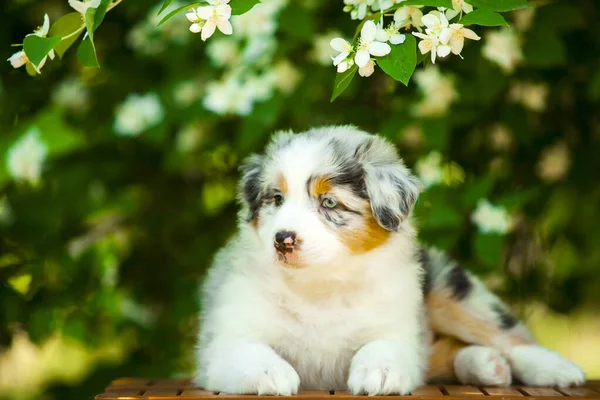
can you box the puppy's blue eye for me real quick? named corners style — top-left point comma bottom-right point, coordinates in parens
top-left (321, 198), bottom-right (337, 209)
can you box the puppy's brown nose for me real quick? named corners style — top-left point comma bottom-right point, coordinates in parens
top-left (274, 231), bottom-right (296, 253)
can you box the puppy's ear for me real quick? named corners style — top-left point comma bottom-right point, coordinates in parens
top-left (357, 138), bottom-right (422, 231)
top-left (238, 154), bottom-right (265, 222)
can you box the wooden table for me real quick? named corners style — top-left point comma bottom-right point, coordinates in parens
top-left (96, 378), bottom-right (600, 399)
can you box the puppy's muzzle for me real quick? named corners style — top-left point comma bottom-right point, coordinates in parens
top-left (274, 230), bottom-right (297, 254)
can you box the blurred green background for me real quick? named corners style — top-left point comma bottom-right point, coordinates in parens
top-left (1, 0), bottom-right (600, 399)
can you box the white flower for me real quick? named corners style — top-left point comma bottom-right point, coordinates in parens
top-left (394, 5), bottom-right (424, 29)
top-left (20, 14), bottom-right (55, 73)
top-left (413, 66), bottom-right (458, 116)
top-left (173, 80), bottom-right (201, 107)
top-left (355, 20), bottom-right (391, 68)
top-left (358, 59), bottom-right (375, 77)
top-left (371, 0), bottom-right (394, 12)
top-left (52, 78), bottom-right (90, 112)
top-left (376, 23), bottom-right (406, 45)
top-left (68, 0), bottom-right (101, 15)
top-left (7, 51), bottom-right (28, 69)
top-left (415, 151), bottom-right (444, 188)
top-left (186, 4), bottom-right (233, 41)
top-left (207, 38), bottom-right (240, 67)
top-left (336, 58), bottom-right (354, 73)
top-left (113, 93), bottom-right (164, 136)
top-left (243, 36), bottom-right (277, 64)
top-left (421, 11), bottom-right (449, 35)
top-left (245, 73), bottom-right (276, 101)
top-left (203, 76), bottom-right (255, 116)
top-left (439, 23), bottom-right (480, 56)
top-left (232, 2), bottom-right (278, 39)
top-left (176, 124), bottom-right (205, 153)
top-left (509, 81), bottom-right (549, 112)
top-left (311, 31), bottom-right (343, 66)
top-left (344, 0), bottom-right (375, 20)
top-left (445, 0), bottom-right (473, 20)
top-left (6, 127), bottom-right (48, 186)
top-left (471, 199), bottom-right (511, 234)
top-left (536, 142), bottom-right (570, 182)
top-left (330, 38), bottom-right (353, 69)
top-left (482, 29), bottom-right (523, 74)
top-left (270, 60), bottom-right (302, 94)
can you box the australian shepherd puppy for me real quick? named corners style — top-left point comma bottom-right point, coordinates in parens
top-left (194, 126), bottom-right (585, 395)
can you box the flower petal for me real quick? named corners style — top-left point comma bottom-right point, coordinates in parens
top-left (375, 28), bottom-right (389, 42)
top-left (41, 14), bottom-right (50, 36)
top-left (463, 28), bottom-right (480, 41)
top-left (216, 4), bottom-right (231, 18)
top-left (368, 41), bottom-right (391, 57)
top-left (332, 52), bottom-right (349, 66)
top-left (437, 44), bottom-right (452, 58)
top-left (189, 23), bottom-right (202, 33)
top-left (421, 14), bottom-right (438, 29)
top-left (201, 21), bottom-right (216, 41)
top-left (445, 8), bottom-right (459, 20)
top-left (412, 32), bottom-right (429, 40)
top-left (330, 38), bottom-right (350, 52)
top-left (68, 0), bottom-right (86, 14)
top-left (463, 1), bottom-right (473, 13)
top-left (7, 51), bottom-right (28, 69)
top-left (358, 61), bottom-right (375, 77)
top-left (361, 20), bottom-right (377, 43)
top-left (217, 18), bottom-right (233, 35)
top-left (418, 40), bottom-right (431, 55)
top-left (186, 12), bottom-right (199, 22)
top-left (439, 27), bottom-right (453, 44)
top-left (196, 6), bottom-right (214, 20)
top-left (354, 49), bottom-right (370, 68)
top-left (450, 38), bottom-right (463, 54)
top-left (390, 34), bottom-right (406, 45)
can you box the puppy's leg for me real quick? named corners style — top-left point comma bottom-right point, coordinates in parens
top-left (422, 248), bottom-right (585, 388)
top-left (196, 340), bottom-right (300, 396)
top-left (347, 339), bottom-right (425, 395)
top-left (427, 336), bottom-right (511, 387)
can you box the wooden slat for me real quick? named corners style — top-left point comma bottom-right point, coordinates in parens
top-left (483, 387), bottom-right (524, 397)
top-left (143, 389), bottom-right (181, 397)
top-left (412, 386), bottom-right (445, 396)
top-left (150, 379), bottom-right (191, 388)
top-left (297, 391), bottom-right (332, 396)
top-left (518, 387), bottom-right (565, 397)
top-left (96, 390), bottom-right (144, 399)
top-left (444, 386), bottom-right (485, 396)
top-left (180, 389), bottom-right (216, 397)
top-left (557, 388), bottom-right (600, 398)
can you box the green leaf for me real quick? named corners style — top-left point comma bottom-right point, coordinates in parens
top-left (157, 2), bottom-right (202, 26)
top-left (473, 232), bottom-right (504, 268)
top-left (23, 35), bottom-right (62, 67)
top-left (93, 0), bottom-right (112, 31)
top-left (84, 7), bottom-right (97, 41)
top-left (330, 65), bottom-right (358, 102)
top-left (523, 27), bottom-right (566, 67)
top-left (377, 35), bottom-right (417, 86)
top-left (401, 0), bottom-right (452, 7)
top-left (459, 9), bottom-right (509, 26)
top-left (467, 0), bottom-right (529, 12)
top-left (231, 0), bottom-right (261, 15)
top-left (158, 0), bottom-right (175, 15)
top-left (49, 12), bottom-right (85, 59)
top-left (77, 35), bottom-right (99, 67)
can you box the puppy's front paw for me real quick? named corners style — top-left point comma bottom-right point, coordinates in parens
top-left (347, 340), bottom-right (424, 395)
top-left (508, 345), bottom-right (585, 388)
top-left (455, 346), bottom-right (511, 387)
top-left (202, 343), bottom-right (300, 396)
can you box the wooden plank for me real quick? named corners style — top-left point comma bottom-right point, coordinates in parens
top-left (297, 391), bottom-right (332, 396)
top-left (150, 379), bottom-right (191, 388)
top-left (180, 389), bottom-right (216, 397)
top-left (483, 387), bottom-right (524, 397)
top-left (143, 389), bottom-right (181, 397)
top-left (444, 386), bottom-right (485, 396)
top-left (518, 387), bottom-right (565, 397)
top-left (411, 386), bottom-right (444, 396)
top-left (96, 390), bottom-right (143, 400)
top-left (557, 388), bottom-right (600, 398)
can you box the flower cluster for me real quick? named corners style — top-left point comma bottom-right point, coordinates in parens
top-left (331, 0), bottom-right (482, 79)
top-left (186, 0), bottom-right (233, 41)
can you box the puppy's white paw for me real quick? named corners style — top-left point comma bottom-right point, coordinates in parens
top-left (202, 343), bottom-right (300, 395)
top-left (454, 346), bottom-right (511, 387)
top-left (348, 340), bottom-right (424, 395)
top-left (508, 345), bottom-right (585, 388)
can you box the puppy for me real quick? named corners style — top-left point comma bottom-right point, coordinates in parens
top-left (194, 126), bottom-right (585, 395)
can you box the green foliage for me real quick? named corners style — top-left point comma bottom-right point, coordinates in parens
top-left (2, 0), bottom-right (600, 399)
top-left (158, 3), bottom-right (203, 26)
top-left (460, 9), bottom-right (509, 26)
top-left (402, 0), bottom-right (453, 7)
top-left (231, 0), bottom-right (262, 15)
top-left (467, 0), bottom-right (529, 12)
top-left (377, 35), bottom-right (417, 86)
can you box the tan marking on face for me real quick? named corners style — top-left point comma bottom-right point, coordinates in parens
top-left (279, 174), bottom-right (288, 195)
top-left (426, 289), bottom-right (533, 348)
top-left (426, 336), bottom-right (466, 382)
top-left (311, 176), bottom-right (332, 197)
top-left (340, 203), bottom-right (390, 254)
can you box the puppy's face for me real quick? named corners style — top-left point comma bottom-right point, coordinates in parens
top-left (239, 126), bottom-right (421, 269)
